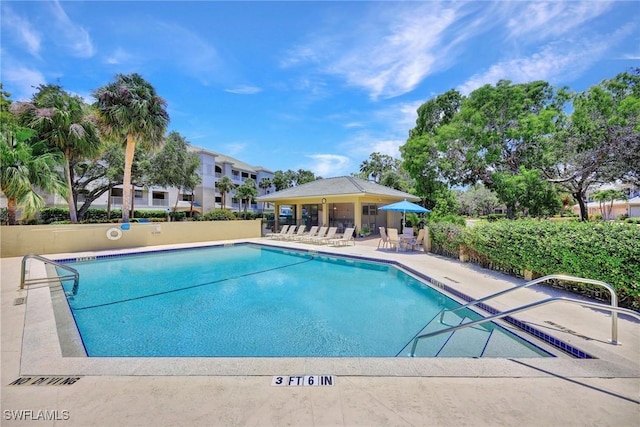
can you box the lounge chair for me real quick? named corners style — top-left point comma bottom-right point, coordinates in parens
top-left (266, 224), bottom-right (290, 239)
top-left (386, 228), bottom-right (400, 251)
top-left (295, 225), bottom-right (317, 241)
top-left (312, 226), bottom-right (337, 244)
top-left (302, 226), bottom-right (326, 243)
top-left (378, 227), bottom-right (389, 249)
top-left (285, 225), bottom-right (306, 240)
top-left (328, 227), bottom-right (355, 247)
top-left (275, 225), bottom-right (297, 240)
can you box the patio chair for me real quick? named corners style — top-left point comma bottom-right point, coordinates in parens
top-left (275, 225), bottom-right (297, 240)
top-left (266, 224), bottom-right (290, 239)
top-left (328, 227), bottom-right (355, 247)
top-left (285, 225), bottom-right (306, 240)
top-left (302, 226), bottom-right (326, 243)
top-left (378, 227), bottom-right (389, 249)
top-left (408, 228), bottom-right (426, 251)
top-left (294, 225), bottom-right (317, 242)
top-left (386, 228), bottom-right (400, 251)
top-left (312, 226), bottom-right (337, 244)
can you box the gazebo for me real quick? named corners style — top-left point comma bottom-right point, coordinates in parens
top-left (256, 176), bottom-right (421, 235)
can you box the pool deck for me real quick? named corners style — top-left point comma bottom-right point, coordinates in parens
top-left (2, 236), bottom-right (638, 426)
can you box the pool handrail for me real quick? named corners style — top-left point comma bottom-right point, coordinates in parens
top-left (21, 253), bottom-right (79, 296)
top-left (443, 274), bottom-right (619, 343)
top-left (409, 297), bottom-right (640, 357)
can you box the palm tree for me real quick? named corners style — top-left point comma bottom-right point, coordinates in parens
top-left (1, 87), bottom-right (66, 225)
top-left (258, 177), bottom-right (272, 212)
top-left (1, 129), bottom-right (66, 225)
top-left (215, 176), bottom-right (235, 210)
top-left (93, 73), bottom-right (169, 223)
top-left (236, 178), bottom-right (258, 213)
top-left (26, 85), bottom-right (102, 223)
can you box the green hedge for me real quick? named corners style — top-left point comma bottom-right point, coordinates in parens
top-left (201, 209), bottom-right (237, 221)
top-left (463, 220), bottom-right (640, 309)
top-left (39, 208), bottom-right (169, 223)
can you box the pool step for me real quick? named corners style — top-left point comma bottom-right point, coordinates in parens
top-left (401, 311), bottom-right (467, 357)
top-left (435, 319), bottom-right (491, 357)
top-left (481, 329), bottom-right (544, 358)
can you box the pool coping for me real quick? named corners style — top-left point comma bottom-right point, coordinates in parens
top-left (17, 239), bottom-right (640, 379)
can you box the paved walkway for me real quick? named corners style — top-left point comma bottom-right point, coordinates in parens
top-left (2, 237), bottom-right (638, 426)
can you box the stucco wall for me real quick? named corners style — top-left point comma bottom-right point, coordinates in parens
top-left (0, 220), bottom-right (261, 258)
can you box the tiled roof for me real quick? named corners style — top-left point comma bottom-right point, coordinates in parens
top-left (256, 176), bottom-right (420, 201)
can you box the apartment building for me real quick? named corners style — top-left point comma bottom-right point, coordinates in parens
top-left (40, 146), bottom-right (275, 216)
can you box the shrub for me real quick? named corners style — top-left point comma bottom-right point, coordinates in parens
top-left (236, 211), bottom-right (257, 220)
top-left (429, 221), bottom-right (466, 255)
top-left (202, 209), bottom-right (237, 221)
top-left (40, 208), bottom-right (70, 223)
top-left (464, 220), bottom-right (640, 309)
top-left (484, 213), bottom-right (507, 222)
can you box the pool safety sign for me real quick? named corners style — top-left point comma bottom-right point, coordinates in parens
top-left (271, 375), bottom-right (334, 387)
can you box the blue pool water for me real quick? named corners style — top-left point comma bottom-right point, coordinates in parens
top-left (60, 244), bottom-right (550, 358)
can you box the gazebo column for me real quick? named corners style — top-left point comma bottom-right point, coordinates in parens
top-left (354, 199), bottom-right (362, 234)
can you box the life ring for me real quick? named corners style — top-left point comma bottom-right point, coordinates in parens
top-left (106, 227), bottom-right (123, 241)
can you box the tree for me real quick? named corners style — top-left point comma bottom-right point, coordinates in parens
top-left (215, 176), bottom-right (235, 209)
top-left (358, 153), bottom-right (399, 183)
top-left (592, 189), bottom-right (627, 220)
top-left (272, 169), bottom-right (319, 190)
top-left (400, 90), bottom-right (463, 208)
top-left (23, 84), bottom-right (102, 223)
top-left (456, 184), bottom-right (501, 216)
top-left (492, 167), bottom-right (561, 218)
top-left (93, 73), bottom-right (169, 223)
top-left (236, 178), bottom-right (258, 213)
top-left (546, 70), bottom-right (639, 220)
top-left (258, 177), bottom-right (272, 212)
top-left (1, 87), bottom-right (66, 224)
top-left (74, 141), bottom-right (124, 221)
top-left (150, 131), bottom-right (201, 214)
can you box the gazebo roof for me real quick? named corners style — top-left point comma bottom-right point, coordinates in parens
top-left (256, 176), bottom-right (420, 202)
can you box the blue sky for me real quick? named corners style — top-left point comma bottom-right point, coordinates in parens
top-left (1, 1), bottom-right (638, 177)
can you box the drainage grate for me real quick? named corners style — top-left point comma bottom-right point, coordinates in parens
top-left (14, 297), bottom-right (26, 306)
top-left (443, 276), bottom-right (460, 283)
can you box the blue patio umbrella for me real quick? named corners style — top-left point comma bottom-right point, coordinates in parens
top-left (379, 199), bottom-right (430, 230)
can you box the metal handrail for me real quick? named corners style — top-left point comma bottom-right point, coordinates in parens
top-left (21, 254), bottom-right (79, 296)
top-left (445, 275), bottom-right (618, 343)
top-left (409, 297), bottom-right (640, 357)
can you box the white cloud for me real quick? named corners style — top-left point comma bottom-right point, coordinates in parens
top-left (1, 4), bottom-right (41, 57)
top-left (457, 25), bottom-right (635, 95)
top-left (49, 0), bottom-right (95, 58)
top-left (304, 154), bottom-right (352, 177)
top-left (105, 47), bottom-right (132, 65)
top-left (222, 142), bottom-right (248, 158)
top-left (282, 4), bottom-right (465, 100)
top-left (225, 85), bottom-right (262, 95)
top-left (507, 2), bottom-right (613, 41)
top-left (1, 64), bottom-right (46, 100)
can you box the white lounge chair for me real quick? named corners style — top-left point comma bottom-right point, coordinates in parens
top-left (302, 226), bottom-right (326, 243)
top-left (266, 224), bottom-right (289, 239)
top-left (275, 225), bottom-right (297, 240)
top-left (312, 226), bottom-right (337, 244)
top-left (328, 227), bottom-right (355, 247)
top-left (295, 225), bottom-right (317, 241)
top-left (285, 225), bottom-right (306, 240)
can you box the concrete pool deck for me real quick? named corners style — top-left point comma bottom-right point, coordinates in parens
top-left (2, 237), bottom-right (638, 426)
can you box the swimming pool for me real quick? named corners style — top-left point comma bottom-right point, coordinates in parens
top-left (60, 244), bottom-right (550, 358)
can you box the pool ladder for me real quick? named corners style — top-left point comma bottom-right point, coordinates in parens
top-left (409, 275), bottom-right (640, 357)
top-left (20, 254), bottom-right (79, 297)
